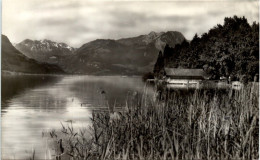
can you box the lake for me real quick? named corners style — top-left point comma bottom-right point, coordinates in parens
top-left (1, 75), bottom-right (154, 159)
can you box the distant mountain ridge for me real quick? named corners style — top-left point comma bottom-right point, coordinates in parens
top-left (15, 39), bottom-right (76, 65)
top-left (117, 31), bottom-right (185, 51)
top-left (64, 31), bottom-right (186, 75)
top-left (2, 35), bottom-right (64, 74)
top-left (14, 31), bottom-right (186, 75)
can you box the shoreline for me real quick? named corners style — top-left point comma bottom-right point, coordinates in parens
top-left (1, 70), bottom-right (142, 77)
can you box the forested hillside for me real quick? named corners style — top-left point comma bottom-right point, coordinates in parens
top-left (154, 16), bottom-right (259, 82)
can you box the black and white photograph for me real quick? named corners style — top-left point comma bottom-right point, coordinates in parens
top-left (1, 0), bottom-right (259, 159)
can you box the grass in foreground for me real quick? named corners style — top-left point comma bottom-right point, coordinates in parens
top-left (49, 83), bottom-right (259, 160)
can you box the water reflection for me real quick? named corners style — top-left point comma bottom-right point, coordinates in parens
top-left (1, 75), bottom-right (61, 110)
top-left (1, 75), bottom-right (149, 159)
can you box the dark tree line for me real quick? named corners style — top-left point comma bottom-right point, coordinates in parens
top-left (154, 16), bottom-right (259, 82)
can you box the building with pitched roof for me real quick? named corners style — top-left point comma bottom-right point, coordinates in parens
top-left (164, 67), bottom-right (208, 88)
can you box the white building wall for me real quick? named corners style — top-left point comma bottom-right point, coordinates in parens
top-left (166, 79), bottom-right (202, 89)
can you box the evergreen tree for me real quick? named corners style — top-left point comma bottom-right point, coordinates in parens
top-left (153, 51), bottom-right (164, 78)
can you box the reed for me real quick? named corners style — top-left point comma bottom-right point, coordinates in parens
top-left (50, 83), bottom-right (259, 159)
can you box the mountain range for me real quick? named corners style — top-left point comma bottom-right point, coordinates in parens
top-left (2, 35), bottom-right (64, 74)
top-left (15, 39), bottom-right (76, 65)
top-left (4, 31), bottom-right (186, 75)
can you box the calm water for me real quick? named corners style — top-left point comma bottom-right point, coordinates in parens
top-left (1, 75), bottom-right (152, 159)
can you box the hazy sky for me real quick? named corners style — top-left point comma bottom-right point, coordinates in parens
top-left (2, 0), bottom-right (259, 47)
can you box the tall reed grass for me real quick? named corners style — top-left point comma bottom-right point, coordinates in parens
top-left (50, 83), bottom-right (259, 159)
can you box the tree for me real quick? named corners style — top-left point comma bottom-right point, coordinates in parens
top-left (153, 15), bottom-right (259, 81)
top-left (153, 51), bottom-right (164, 78)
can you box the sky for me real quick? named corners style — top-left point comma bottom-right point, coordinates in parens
top-left (2, 0), bottom-right (259, 48)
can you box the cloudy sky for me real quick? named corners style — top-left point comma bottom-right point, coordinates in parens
top-left (2, 0), bottom-right (259, 47)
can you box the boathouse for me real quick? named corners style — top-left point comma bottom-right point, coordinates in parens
top-left (164, 68), bottom-right (207, 88)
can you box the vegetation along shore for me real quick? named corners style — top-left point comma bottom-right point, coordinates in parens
top-left (47, 83), bottom-right (258, 159)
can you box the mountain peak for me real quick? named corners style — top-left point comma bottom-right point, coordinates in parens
top-left (147, 31), bottom-right (165, 38)
top-left (2, 35), bottom-right (64, 74)
top-left (17, 38), bottom-right (74, 51)
top-left (148, 31), bottom-right (157, 36)
top-left (21, 39), bottom-right (33, 44)
top-left (15, 38), bottom-right (75, 65)
top-left (142, 31), bottom-right (164, 44)
top-left (41, 39), bottom-right (52, 43)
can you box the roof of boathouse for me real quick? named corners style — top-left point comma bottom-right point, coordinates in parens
top-left (164, 68), bottom-right (207, 78)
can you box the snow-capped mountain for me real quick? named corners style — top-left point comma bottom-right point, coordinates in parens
top-left (15, 39), bottom-right (76, 64)
top-left (2, 35), bottom-right (64, 74)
